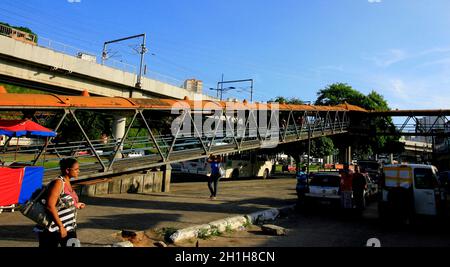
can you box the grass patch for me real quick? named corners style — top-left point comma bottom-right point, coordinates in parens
top-left (1, 83), bottom-right (46, 94)
top-left (197, 226), bottom-right (222, 240)
top-left (243, 217), bottom-right (253, 228)
top-left (225, 223), bottom-right (233, 234)
top-left (210, 226), bottom-right (221, 237)
top-left (197, 228), bottom-right (210, 239)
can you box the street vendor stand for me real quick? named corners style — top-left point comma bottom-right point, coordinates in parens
top-left (0, 120), bottom-right (56, 212)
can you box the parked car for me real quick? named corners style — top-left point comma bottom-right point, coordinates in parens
top-left (297, 171), bottom-right (375, 210)
top-left (302, 172), bottom-right (342, 208)
top-left (358, 160), bottom-right (382, 184)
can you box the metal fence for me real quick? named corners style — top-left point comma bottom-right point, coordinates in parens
top-left (37, 37), bottom-right (137, 74)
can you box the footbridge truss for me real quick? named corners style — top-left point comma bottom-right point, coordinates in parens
top-left (0, 93), bottom-right (366, 181)
top-left (353, 109), bottom-right (450, 137)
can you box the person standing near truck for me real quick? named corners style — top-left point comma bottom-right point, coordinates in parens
top-left (340, 163), bottom-right (354, 209)
top-left (296, 166), bottom-right (309, 205)
top-left (352, 166), bottom-right (368, 211)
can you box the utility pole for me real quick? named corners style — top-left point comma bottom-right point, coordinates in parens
top-left (102, 34), bottom-right (147, 89)
top-left (136, 35), bottom-right (147, 88)
top-left (307, 122), bottom-right (311, 175)
top-left (220, 74), bottom-right (224, 101)
top-left (214, 78), bottom-right (254, 102)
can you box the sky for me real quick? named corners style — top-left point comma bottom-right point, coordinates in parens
top-left (1, 0), bottom-right (450, 110)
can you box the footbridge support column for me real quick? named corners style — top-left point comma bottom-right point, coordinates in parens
top-left (338, 146), bottom-right (352, 164)
top-left (112, 115), bottom-right (127, 158)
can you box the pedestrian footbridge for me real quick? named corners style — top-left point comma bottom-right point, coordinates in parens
top-left (0, 92), bottom-right (364, 182)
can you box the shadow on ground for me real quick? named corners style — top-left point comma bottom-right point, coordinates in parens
top-left (81, 196), bottom-right (296, 216)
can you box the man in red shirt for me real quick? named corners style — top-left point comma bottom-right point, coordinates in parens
top-left (340, 163), bottom-right (354, 209)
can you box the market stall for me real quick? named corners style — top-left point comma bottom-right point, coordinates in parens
top-left (0, 120), bottom-right (56, 212)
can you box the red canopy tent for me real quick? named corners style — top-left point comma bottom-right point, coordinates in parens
top-left (0, 120), bottom-right (57, 137)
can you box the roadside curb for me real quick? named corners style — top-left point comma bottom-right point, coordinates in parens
top-left (111, 241), bottom-right (134, 247)
top-left (169, 204), bottom-right (296, 244)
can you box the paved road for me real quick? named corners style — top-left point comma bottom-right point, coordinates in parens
top-left (190, 201), bottom-right (450, 247)
top-left (0, 175), bottom-right (297, 247)
top-left (261, 205), bottom-right (450, 247)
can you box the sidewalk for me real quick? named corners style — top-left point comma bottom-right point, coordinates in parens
top-left (0, 176), bottom-right (297, 247)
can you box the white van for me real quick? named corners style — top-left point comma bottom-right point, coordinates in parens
top-left (379, 164), bottom-right (445, 217)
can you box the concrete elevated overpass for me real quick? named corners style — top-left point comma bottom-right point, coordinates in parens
top-left (0, 35), bottom-right (215, 100)
top-left (401, 139), bottom-right (433, 153)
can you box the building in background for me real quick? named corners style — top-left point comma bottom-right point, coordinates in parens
top-left (183, 79), bottom-right (203, 94)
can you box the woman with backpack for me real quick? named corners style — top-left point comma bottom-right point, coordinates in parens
top-left (34, 158), bottom-right (86, 247)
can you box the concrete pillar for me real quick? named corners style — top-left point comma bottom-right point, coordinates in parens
top-left (112, 116), bottom-right (127, 158)
top-left (129, 90), bottom-right (144, 98)
top-left (161, 164), bottom-right (172, 192)
top-left (324, 155), bottom-right (333, 165)
top-left (346, 146), bottom-right (352, 164)
top-left (338, 148), bottom-right (345, 164)
top-left (338, 146), bottom-right (352, 164)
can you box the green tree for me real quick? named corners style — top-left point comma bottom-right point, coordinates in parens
top-left (364, 91), bottom-right (390, 111)
top-left (269, 96), bottom-right (304, 105)
top-left (55, 111), bottom-right (113, 143)
top-left (315, 83), bottom-right (366, 106)
top-left (315, 83), bottom-right (404, 158)
top-left (311, 137), bottom-right (336, 158)
top-left (0, 83), bottom-right (45, 94)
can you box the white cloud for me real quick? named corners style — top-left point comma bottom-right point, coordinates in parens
top-left (366, 46), bottom-right (450, 69)
top-left (67, 0), bottom-right (81, 3)
top-left (364, 49), bottom-right (408, 67)
top-left (368, 74), bottom-right (450, 110)
top-left (368, 0), bottom-right (382, 3)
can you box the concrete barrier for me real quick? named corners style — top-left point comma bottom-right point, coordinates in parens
top-left (207, 216), bottom-right (248, 233)
top-left (108, 179), bottom-right (122, 194)
top-left (77, 171), bottom-right (165, 196)
top-left (112, 241), bottom-right (134, 247)
top-left (169, 205), bottom-right (296, 244)
top-left (143, 172), bottom-right (154, 193)
top-left (246, 208), bottom-right (280, 224)
top-left (169, 224), bottom-right (212, 243)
